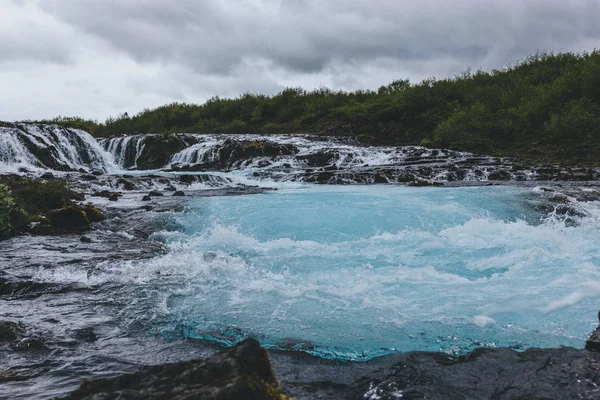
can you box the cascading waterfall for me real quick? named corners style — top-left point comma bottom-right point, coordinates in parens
top-left (100, 135), bottom-right (147, 169)
top-left (0, 123), bottom-right (118, 173)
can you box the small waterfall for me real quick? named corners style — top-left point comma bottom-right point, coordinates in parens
top-left (101, 135), bottom-right (147, 169)
top-left (0, 123), bottom-right (118, 173)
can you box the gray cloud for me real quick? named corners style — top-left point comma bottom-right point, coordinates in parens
top-left (1, 0), bottom-right (599, 120)
top-left (37, 0), bottom-right (600, 74)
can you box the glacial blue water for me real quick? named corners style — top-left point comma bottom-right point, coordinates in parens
top-left (150, 185), bottom-right (600, 360)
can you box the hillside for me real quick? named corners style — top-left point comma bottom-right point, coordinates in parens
top-left (28, 51), bottom-right (600, 165)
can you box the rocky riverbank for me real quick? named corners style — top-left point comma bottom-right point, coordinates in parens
top-left (56, 329), bottom-right (600, 400)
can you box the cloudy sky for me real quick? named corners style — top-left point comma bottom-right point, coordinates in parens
top-left (1, 0), bottom-right (599, 121)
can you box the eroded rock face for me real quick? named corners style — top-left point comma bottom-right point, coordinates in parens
top-left (62, 339), bottom-right (288, 400)
top-left (135, 135), bottom-right (193, 170)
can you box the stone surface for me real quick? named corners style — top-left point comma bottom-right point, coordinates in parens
top-left (62, 339), bottom-right (288, 400)
top-left (47, 207), bottom-right (90, 231)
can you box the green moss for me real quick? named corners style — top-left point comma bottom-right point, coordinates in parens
top-left (0, 184), bottom-right (15, 238)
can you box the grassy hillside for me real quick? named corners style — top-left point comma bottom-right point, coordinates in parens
top-left (29, 51), bottom-right (600, 164)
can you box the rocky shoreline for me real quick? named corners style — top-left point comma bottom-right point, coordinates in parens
top-left (55, 329), bottom-right (600, 400)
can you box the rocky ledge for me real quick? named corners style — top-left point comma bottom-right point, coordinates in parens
top-left (59, 323), bottom-right (600, 400)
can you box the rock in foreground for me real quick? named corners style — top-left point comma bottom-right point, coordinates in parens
top-left (61, 339), bottom-right (288, 400)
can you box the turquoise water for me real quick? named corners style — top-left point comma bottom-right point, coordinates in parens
top-left (151, 185), bottom-right (600, 360)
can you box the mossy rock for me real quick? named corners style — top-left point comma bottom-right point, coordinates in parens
top-left (30, 223), bottom-right (54, 236)
top-left (47, 207), bottom-right (90, 231)
top-left (80, 205), bottom-right (104, 222)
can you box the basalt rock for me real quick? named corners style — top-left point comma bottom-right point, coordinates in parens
top-left (586, 311), bottom-right (600, 352)
top-left (47, 207), bottom-right (90, 231)
top-left (0, 321), bottom-right (24, 343)
top-left (135, 134), bottom-right (192, 170)
top-left (80, 204), bottom-right (104, 222)
top-left (62, 339), bottom-right (289, 400)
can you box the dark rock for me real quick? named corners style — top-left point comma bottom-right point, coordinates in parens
top-left (0, 321), bottom-right (24, 343)
top-left (91, 170), bottom-right (103, 176)
top-left (116, 178), bottom-right (136, 190)
top-left (92, 190), bottom-right (113, 198)
top-left (179, 175), bottom-right (197, 184)
top-left (71, 328), bottom-right (98, 343)
top-left (108, 193), bottom-right (119, 202)
top-left (165, 185), bottom-right (177, 192)
top-left (142, 195), bottom-right (152, 201)
top-left (30, 222), bottom-right (54, 236)
top-left (80, 205), bottom-right (104, 222)
top-left (135, 134), bottom-right (193, 170)
top-left (173, 191), bottom-right (185, 197)
top-left (148, 191), bottom-right (164, 197)
top-left (40, 172), bottom-right (55, 180)
top-left (13, 337), bottom-right (48, 351)
top-left (586, 311), bottom-right (600, 352)
top-left (140, 205), bottom-right (153, 211)
top-left (81, 174), bottom-right (98, 181)
top-left (62, 339), bottom-right (287, 400)
top-left (47, 207), bottom-right (90, 231)
top-left (297, 151), bottom-right (339, 167)
top-left (488, 170), bottom-right (512, 181)
top-left (80, 236), bottom-right (92, 243)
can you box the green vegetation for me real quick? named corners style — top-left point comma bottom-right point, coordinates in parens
top-left (0, 176), bottom-right (93, 239)
top-left (0, 184), bottom-right (14, 238)
top-left (30, 51), bottom-right (600, 164)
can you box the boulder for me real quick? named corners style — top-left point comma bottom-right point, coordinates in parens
top-left (80, 205), bottom-right (104, 222)
top-left (62, 339), bottom-right (288, 400)
top-left (30, 222), bottom-right (54, 236)
top-left (0, 321), bottom-right (24, 343)
top-left (148, 191), bottom-right (164, 197)
top-left (80, 236), bottom-right (92, 243)
top-left (108, 193), bottom-right (119, 202)
top-left (142, 195), bottom-right (152, 201)
top-left (47, 207), bottom-right (90, 231)
top-left (586, 311), bottom-right (600, 352)
top-left (173, 191), bottom-right (185, 197)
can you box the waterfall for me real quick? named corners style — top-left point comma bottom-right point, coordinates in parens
top-left (0, 123), bottom-right (118, 173)
top-left (100, 135), bottom-right (147, 169)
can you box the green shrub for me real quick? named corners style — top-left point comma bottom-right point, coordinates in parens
top-left (0, 184), bottom-right (15, 238)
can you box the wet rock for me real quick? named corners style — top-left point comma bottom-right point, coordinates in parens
top-left (148, 190), bottom-right (164, 197)
top-left (81, 174), bottom-right (98, 181)
top-left (173, 191), bottom-right (186, 197)
top-left (92, 190), bottom-right (113, 198)
top-left (71, 328), bottom-right (98, 343)
top-left (47, 207), bottom-right (90, 231)
top-left (0, 321), bottom-right (24, 343)
top-left (62, 339), bottom-right (288, 400)
top-left (14, 337), bottom-right (48, 351)
top-left (142, 195), bottom-right (152, 201)
top-left (40, 172), bottom-right (55, 180)
top-left (91, 170), bottom-right (103, 176)
top-left (135, 134), bottom-right (193, 170)
top-left (586, 311), bottom-right (600, 352)
top-left (165, 185), bottom-right (177, 192)
top-left (80, 236), bottom-right (92, 243)
top-left (488, 170), bottom-right (512, 181)
top-left (30, 222), bottom-right (54, 236)
top-left (108, 193), bottom-right (119, 201)
top-left (80, 204), bottom-right (104, 222)
top-left (140, 205), bottom-right (153, 211)
top-left (297, 151), bottom-right (339, 167)
top-left (116, 178), bottom-right (136, 190)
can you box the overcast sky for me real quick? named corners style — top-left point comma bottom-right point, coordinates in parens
top-left (1, 0), bottom-right (599, 121)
